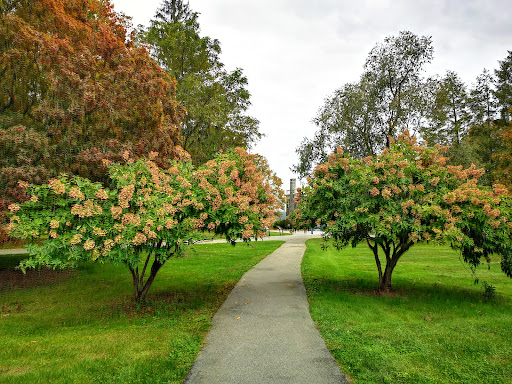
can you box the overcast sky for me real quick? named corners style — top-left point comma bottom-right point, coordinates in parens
top-left (111, 0), bottom-right (511, 191)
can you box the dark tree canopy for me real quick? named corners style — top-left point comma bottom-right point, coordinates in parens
top-left (495, 50), bottom-right (512, 123)
top-left (421, 71), bottom-right (470, 147)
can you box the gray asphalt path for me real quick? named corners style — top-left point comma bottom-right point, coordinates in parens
top-left (185, 232), bottom-right (348, 384)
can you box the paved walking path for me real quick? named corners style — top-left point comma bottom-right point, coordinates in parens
top-left (0, 248), bottom-right (28, 255)
top-left (185, 232), bottom-right (348, 384)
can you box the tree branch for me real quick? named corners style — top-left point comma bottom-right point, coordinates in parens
top-left (139, 251), bottom-right (152, 288)
top-left (128, 264), bottom-right (139, 299)
top-left (367, 238), bottom-right (383, 281)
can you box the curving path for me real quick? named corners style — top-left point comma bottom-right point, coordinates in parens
top-left (185, 232), bottom-right (348, 384)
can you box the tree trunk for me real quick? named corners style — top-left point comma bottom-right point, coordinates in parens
top-left (367, 238), bottom-right (385, 291)
top-left (137, 259), bottom-right (163, 302)
top-left (128, 252), bottom-right (166, 303)
top-left (378, 262), bottom-right (395, 293)
top-left (375, 239), bottom-right (413, 293)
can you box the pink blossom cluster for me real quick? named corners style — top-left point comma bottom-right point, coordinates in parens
top-left (118, 184), bottom-right (135, 208)
top-left (102, 239), bottom-right (115, 255)
top-left (49, 179), bottom-right (66, 194)
top-left (390, 184), bottom-right (402, 194)
top-left (69, 186), bottom-right (85, 200)
top-left (95, 189), bottom-right (109, 200)
top-left (71, 200), bottom-right (103, 218)
top-left (70, 233), bottom-right (83, 245)
top-left (381, 187), bottom-right (392, 200)
top-left (83, 238), bottom-right (95, 250)
top-left (111, 205), bottom-right (122, 219)
top-left (18, 180), bottom-right (29, 189)
top-left (8, 203), bottom-right (20, 212)
top-left (93, 227), bottom-right (106, 236)
top-left (122, 213), bottom-right (141, 226)
top-left (401, 199), bottom-right (415, 213)
top-left (132, 232), bottom-right (147, 246)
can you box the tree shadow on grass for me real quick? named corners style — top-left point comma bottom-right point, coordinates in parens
top-left (107, 280), bottom-right (237, 317)
top-left (305, 275), bottom-right (504, 304)
top-left (0, 266), bottom-right (76, 292)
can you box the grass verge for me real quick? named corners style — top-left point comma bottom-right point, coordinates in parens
top-left (0, 241), bottom-right (283, 383)
top-left (302, 239), bottom-right (512, 384)
top-left (198, 231), bottom-right (291, 240)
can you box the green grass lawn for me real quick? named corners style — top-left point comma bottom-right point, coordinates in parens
top-left (302, 239), bottom-right (512, 384)
top-left (0, 241), bottom-right (283, 383)
top-left (197, 230), bottom-right (291, 240)
top-left (268, 230), bottom-right (292, 236)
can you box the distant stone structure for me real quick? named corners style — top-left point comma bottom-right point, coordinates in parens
top-left (286, 178), bottom-right (297, 217)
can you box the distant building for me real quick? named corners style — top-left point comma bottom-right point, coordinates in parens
top-left (286, 178), bottom-right (297, 217)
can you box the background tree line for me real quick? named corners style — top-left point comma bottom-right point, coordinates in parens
top-left (294, 31), bottom-right (512, 189)
top-left (0, 0), bottom-right (263, 243)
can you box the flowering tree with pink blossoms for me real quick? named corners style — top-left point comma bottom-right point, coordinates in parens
top-left (295, 132), bottom-right (512, 293)
top-left (8, 148), bottom-right (282, 302)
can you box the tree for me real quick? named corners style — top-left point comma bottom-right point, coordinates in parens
top-left (421, 71), bottom-right (470, 147)
top-left (294, 132), bottom-right (512, 293)
top-left (362, 31), bottom-right (433, 146)
top-left (8, 148), bottom-right (282, 302)
top-left (494, 50), bottom-right (512, 123)
top-left (494, 119), bottom-right (512, 189)
top-left (0, 0), bottom-right (183, 242)
top-left (468, 69), bottom-right (498, 127)
top-left (452, 122), bottom-right (504, 186)
top-left (141, 0), bottom-right (262, 165)
top-left (294, 31), bottom-right (433, 178)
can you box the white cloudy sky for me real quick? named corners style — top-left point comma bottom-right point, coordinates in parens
top-left (111, 0), bottom-right (511, 191)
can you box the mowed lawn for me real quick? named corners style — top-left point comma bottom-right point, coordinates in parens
top-left (302, 239), bottom-right (512, 384)
top-left (0, 241), bottom-right (283, 384)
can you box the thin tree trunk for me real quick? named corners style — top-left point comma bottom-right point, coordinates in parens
top-left (127, 247), bottom-right (174, 303)
top-left (138, 259), bottom-right (163, 302)
top-left (367, 238), bottom-right (383, 289)
top-left (128, 265), bottom-right (140, 301)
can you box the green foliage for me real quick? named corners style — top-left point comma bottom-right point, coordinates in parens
top-left (294, 31), bottom-right (433, 178)
top-left (294, 34), bottom-right (511, 190)
top-left (140, 0), bottom-right (262, 165)
top-left (8, 148), bottom-right (282, 301)
top-left (302, 239), bottom-right (512, 384)
top-left (468, 69), bottom-right (497, 126)
top-left (296, 132), bottom-right (512, 292)
top-left (421, 71), bottom-right (470, 147)
top-left (480, 281), bottom-right (497, 302)
top-left (494, 50), bottom-right (512, 122)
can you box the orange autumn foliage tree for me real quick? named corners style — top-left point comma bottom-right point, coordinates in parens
top-left (0, 0), bottom-right (183, 242)
top-left (295, 132), bottom-right (512, 293)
